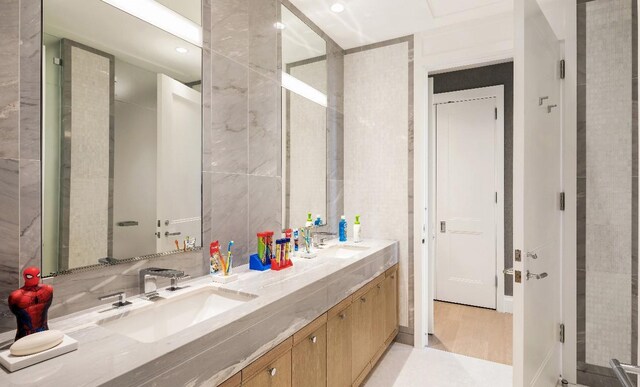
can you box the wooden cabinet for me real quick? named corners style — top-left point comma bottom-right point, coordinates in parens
top-left (292, 315), bottom-right (327, 387)
top-left (327, 298), bottom-right (353, 387)
top-left (229, 264), bottom-right (399, 387)
top-left (219, 373), bottom-right (241, 387)
top-left (384, 266), bottom-right (399, 341)
top-left (242, 339), bottom-right (292, 387)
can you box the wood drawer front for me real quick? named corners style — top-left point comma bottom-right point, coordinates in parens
top-left (242, 338), bottom-right (292, 382)
top-left (218, 372), bottom-right (241, 387)
top-left (292, 323), bottom-right (327, 387)
top-left (327, 303), bottom-right (353, 387)
top-left (293, 314), bottom-right (327, 346)
top-left (243, 350), bottom-right (291, 387)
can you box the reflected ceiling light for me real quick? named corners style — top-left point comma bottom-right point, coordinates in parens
top-left (274, 22), bottom-right (286, 30)
top-left (101, 0), bottom-right (202, 47)
top-left (330, 3), bottom-right (345, 13)
top-left (282, 72), bottom-right (328, 108)
top-left (175, 47), bottom-right (188, 54)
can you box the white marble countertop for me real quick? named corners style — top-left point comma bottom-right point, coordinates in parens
top-left (0, 239), bottom-right (398, 387)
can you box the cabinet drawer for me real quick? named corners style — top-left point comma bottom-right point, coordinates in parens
top-left (243, 350), bottom-right (291, 387)
top-left (242, 338), bottom-right (292, 382)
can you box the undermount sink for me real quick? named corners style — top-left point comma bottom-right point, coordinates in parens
top-left (98, 287), bottom-right (257, 343)
top-left (319, 244), bottom-right (370, 259)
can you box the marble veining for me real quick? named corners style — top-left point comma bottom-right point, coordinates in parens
top-left (0, 0), bottom-right (19, 160)
top-left (0, 239), bottom-right (398, 387)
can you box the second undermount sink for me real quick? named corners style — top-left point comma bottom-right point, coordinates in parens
top-left (320, 244), bottom-right (370, 259)
top-left (98, 287), bottom-right (257, 343)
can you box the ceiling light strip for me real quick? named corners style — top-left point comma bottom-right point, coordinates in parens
top-left (281, 72), bottom-right (328, 107)
top-left (101, 0), bottom-right (202, 47)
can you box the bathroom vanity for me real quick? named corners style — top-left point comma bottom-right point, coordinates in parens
top-left (0, 239), bottom-right (398, 387)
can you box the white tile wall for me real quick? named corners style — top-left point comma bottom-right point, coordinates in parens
top-left (68, 46), bottom-right (111, 269)
top-left (585, 0), bottom-right (633, 367)
top-left (345, 42), bottom-right (410, 326)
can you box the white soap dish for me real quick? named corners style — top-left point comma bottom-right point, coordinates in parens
top-left (211, 273), bottom-right (238, 283)
top-left (0, 334), bottom-right (78, 372)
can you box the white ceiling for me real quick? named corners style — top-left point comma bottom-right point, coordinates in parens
top-left (289, 0), bottom-right (514, 50)
top-left (45, 0), bottom-right (201, 83)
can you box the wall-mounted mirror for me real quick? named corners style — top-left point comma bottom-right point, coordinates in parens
top-left (42, 0), bottom-right (203, 275)
top-left (281, 4), bottom-right (328, 228)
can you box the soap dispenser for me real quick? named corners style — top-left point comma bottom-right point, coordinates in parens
top-left (353, 215), bottom-right (362, 243)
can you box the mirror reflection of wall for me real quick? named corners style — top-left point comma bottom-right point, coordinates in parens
top-left (42, 0), bottom-right (202, 276)
top-left (281, 4), bottom-right (328, 228)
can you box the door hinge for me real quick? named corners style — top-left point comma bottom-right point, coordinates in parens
top-left (559, 323), bottom-right (565, 343)
top-left (515, 249), bottom-right (522, 262)
top-left (560, 59), bottom-right (566, 79)
top-left (560, 192), bottom-right (565, 211)
top-left (495, 107), bottom-right (498, 120)
top-left (53, 57), bottom-right (63, 66)
top-left (495, 275), bottom-right (498, 288)
top-left (440, 221), bottom-right (446, 233)
top-left (495, 192), bottom-right (498, 203)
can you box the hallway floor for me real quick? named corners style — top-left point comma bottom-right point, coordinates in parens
top-left (429, 300), bottom-right (513, 365)
top-left (364, 343), bottom-right (512, 387)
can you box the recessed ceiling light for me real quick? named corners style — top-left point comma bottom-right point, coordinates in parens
top-left (274, 22), bottom-right (286, 30)
top-left (330, 3), bottom-right (345, 13)
top-left (175, 47), bottom-right (188, 54)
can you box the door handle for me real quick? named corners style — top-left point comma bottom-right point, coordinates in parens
top-left (165, 231), bottom-right (181, 237)
top-left (526, 270), bottom-right (548, 280)
top-left (440, 221), bottom-right (446, 233)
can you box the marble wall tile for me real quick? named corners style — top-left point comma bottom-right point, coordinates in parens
top-left (0, 159), bottom-right (20, 330)
top-left (248, 71), bottom-right (280, 177)
top-left (211, 172), bottom-right (249, 265)
top-left (19, 160), bottom-right (41, 280)
top-left (201, 171), bottom-right (212, 273)
top-left (211, 0), bottom-right (248, 64)
top-left (327, 42), bottom-right (345, 114)
top-left (19, 0), bottom-right (41, 161)
top-left (0, 0), bottom-right (20, 160)
top-left (248, 175), bottom-right (281, 254)
top-left (210, 52), bottom-right (249, 174)
top-left (248, 0), bottom-right (278, 80)
top-left (202, 0), bottom-right (212, 174)
top-left (43, 250), bottom-right (205, 319)
top-left (327, 179), bottom-right (344, 234)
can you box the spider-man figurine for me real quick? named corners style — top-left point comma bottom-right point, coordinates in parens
top-left (8, 267), bottom-right (53, 341)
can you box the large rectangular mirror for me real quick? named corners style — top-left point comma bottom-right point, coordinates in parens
top-left (42, 0), bottom-right (203, 275)
top-left (281, 4), bottom-right (328, 228)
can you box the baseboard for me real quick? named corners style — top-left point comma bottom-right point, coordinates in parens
top-left (502, 296), bottom-right (513, 314)
top-left (394, 326), bottom-right (414, 346)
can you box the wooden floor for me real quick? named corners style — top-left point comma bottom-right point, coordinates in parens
top-left (428, 301), bottom-right (513, 365)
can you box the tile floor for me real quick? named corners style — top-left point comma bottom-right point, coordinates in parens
top-left (364, 343), bottom-right (513, 387)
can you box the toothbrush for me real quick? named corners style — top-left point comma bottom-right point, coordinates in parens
top-left (226, 241), bottom-right (234, 275)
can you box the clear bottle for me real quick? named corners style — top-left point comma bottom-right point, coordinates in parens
top-left (353, 215), bottom-right (362, 243)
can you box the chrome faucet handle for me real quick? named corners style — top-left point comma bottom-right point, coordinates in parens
top-left (169, 274), bottom-right (191, 291)
top-left (99, 291), bottom-right (132, 308)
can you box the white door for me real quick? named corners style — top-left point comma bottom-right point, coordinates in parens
top-left (435, 88), bottom-right (502, 309)
top-left (156, 74), bottom-right (202, 252)
top-left (513, 0), bottom-right (563, 385)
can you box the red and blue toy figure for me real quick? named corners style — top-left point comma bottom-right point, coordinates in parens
top-left (8, 267), bottom-right (54, 341)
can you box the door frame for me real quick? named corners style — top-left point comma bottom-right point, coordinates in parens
top-left (432, 85), bottom-right (506, 313)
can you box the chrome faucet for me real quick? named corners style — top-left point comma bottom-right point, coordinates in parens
top-left (139, 267), bottom-right (186, 299)
top-left (98, 291), bottom-right (131, 308)
top-left (313, 231), bottom-right (337, 248)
